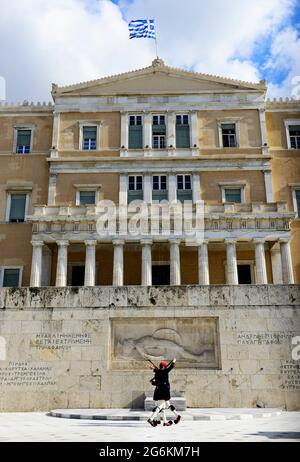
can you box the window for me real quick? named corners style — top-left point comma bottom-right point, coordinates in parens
top-left (176, 115), bottom-right (190, 148)
top-left (177, 174), bottom-right (192, 202)
top-left (224, 188), bottom-right (242, 203)
top-left (152, 115), bottom-right (166, 149)
top-left (128, 175), bottom-right (143, 203)
top-left (0, 268), bottom-right (22, 287)
top-left (292, 188), bottom-right (300, 217)
top-left (221, 123), bottom-right (237, 148)
top-left (128, 175), bottom-right (143, 191)
top-left (153, 175), bottom-right (167, 191)
top-left (153, 175), bottom-right (168, 201)
top-left (82, 126), bottom-right (97, 150)
top-left (128, 115), bottom-right (143, 149)
top-left (295, 190), bottom-right (300, 216)
top-left (8, 194), bottom-right (27, 222)
top-left (288, 125), bottom-right (300, 149)
top-left (16, 129), bottom-right (31, 154)
top-left (78, 191), bottom-right (96, 205)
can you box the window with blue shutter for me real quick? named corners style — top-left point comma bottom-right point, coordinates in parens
top-left (128, 175), bottom-right (143, 203)
top-left (16, 129), bottom-right (31, 154)
top-left (177, 174), bottom-right (192, 202)
top-left (79, 191), bottom-right (96, 205)
top-left (152, 175), bottom-right (168, 201)
top-left (82, 126), bottom-right (97, 150)
top-left (176, 115), bottom-right (190, 148)
top-left (129, 115), bottom-right (143, 149)
top-left (224, 188), bottom-right (242, 203)
top-left (9, 194), bottom-right (26, 222)
top-left (3, 268), bottom-right (20, 287)
top-left (152, 115), bottom-right (166, 149)
top-left (295, 190), bottom-right (300, 216)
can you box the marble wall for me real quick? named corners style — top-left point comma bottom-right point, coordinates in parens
top-left (0, 285), bottom-right (299, 411)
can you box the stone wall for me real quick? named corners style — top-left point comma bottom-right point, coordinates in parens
top-left (0, 285), bottom-right (299, 412)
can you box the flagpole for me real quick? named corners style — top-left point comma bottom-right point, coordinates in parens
top-left (154, 18), bottom-right (159, 58)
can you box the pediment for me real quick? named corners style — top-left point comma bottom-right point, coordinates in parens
top-left (52, 59), bottom-right (266, 98)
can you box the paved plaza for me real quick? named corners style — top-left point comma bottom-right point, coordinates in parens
top-left (0, 410), bottom-right (299, 442)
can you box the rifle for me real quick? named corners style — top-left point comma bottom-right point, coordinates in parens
top-left (147, 359), bottom-right (158, 369)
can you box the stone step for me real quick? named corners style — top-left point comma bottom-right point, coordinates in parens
top-left (48, 408), bottom-right (283, 421)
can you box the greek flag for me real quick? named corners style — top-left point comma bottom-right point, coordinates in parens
top-left (128, 19), bottom-right (156, 39)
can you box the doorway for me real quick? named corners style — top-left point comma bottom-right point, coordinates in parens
top-left (71, 265), bottom-right (85, 286)
top-left (152, 264), bottom-right (170, 285)
top-left (237, 264), bottom-right (252, 284)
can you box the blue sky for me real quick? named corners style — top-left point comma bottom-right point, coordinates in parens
top-left (0, 0), bottom-right (299, 101)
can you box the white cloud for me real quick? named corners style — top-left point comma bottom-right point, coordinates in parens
top-left (0, 0), bottom-right (298, 101)
top-left (264, 27), bottom-right (300, 98)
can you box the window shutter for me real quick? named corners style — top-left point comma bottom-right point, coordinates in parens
top-left (296, 190), bottom-right (300, 214)
top-left (9, 194), bottom-right (26, 221)
top-left (225, 189), bottom-right (242, 203)
top-left (79, 191), bottom-right (96, 205)
top-left (3, 269), bottom-right (20, 287)
top-left (129, 126), bottom-right (143, 149)
top-left (17, 130), bottom-right (31, 146)
top-left (176, 125), bottom-right (190, 148)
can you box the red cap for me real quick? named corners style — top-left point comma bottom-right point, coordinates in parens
top-left (159, 361), bottom-right (168, 368)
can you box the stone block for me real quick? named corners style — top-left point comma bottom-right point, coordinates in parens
top-left (79, 375), bottom-right (101, 391)
top-left (79, 287), bottom-right (110, 308)
top-left (70, 360), bottom-right (92, 376)
top-left (209, 286), bottom-right (232, 306)
top-left (21, 321), bottom-right (42, 334)
top-left (187, 286), bottom-right (210, 306)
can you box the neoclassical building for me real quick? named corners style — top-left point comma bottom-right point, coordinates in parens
top-left (0, 58), bottom-right (299, 288)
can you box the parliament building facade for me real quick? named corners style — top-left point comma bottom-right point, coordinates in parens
top-left (0, 58), bottom-right (299, 289)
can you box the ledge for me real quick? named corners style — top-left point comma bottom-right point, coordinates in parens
top-left (0, 285), bottom-right (299, 310)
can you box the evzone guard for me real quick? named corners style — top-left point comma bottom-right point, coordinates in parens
top-left (147, 357), bottom-right (182, 427)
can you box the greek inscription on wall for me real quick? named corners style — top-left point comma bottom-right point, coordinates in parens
top-left (237, 332), bottom-right (298, 345)
top-left (0, 361), bottom-right (56, 387)
top-left (280, 360), bottom-right (300, 391)
top-left (30, 333), bottom-right (92, 351)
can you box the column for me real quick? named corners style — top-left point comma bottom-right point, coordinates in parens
top-left (263, 170), bottom-right (274, 203)
top-left (119, 174), bottom-right (128, 206)
top-left (50, 111), bottom-right (60, 158)
top-left (190, 111), bottom-right (198, 155)
top-left (198, 241), bottom-right (209, 285)
top-left (167, 112), bottom-right (176, 148)
top-left (170, 240), bottom-right (181, 285)
top-left (48, 173), bottom-right (57, 205)
top-left (279, 239), bottom-right (294, 284)
top-left (254, 239), bottom-right (268, 284)
top-left (113, 240), bottom-right (124, 286)
top-left (192, 173), bottom-right (201, 203)
top-left (141, 240), bottom-right (152, 286)
top-left (168, 174), bottom-right (177, 203)
top-left (84, 240), bottom-right (97, 286)
top-left (143, 173), bottom-right (152, 203)
top-left (226, 239), bottom-right (238, 285)
top-left (144, 112), bottom-right (152, 149)
top-left (271, 246), bottom-right (283, 284)
top-left (120, 112), bottom-right (128, 149)
top-left (55, 240), bottom-right (69, 287)
top-left (259, 108), bottom-right (268, 153)
top-left (30, 240), bottom-right (44, 287)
